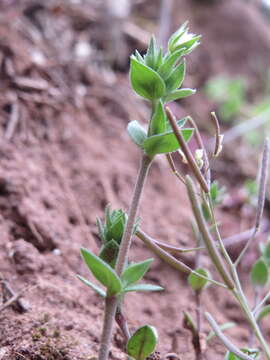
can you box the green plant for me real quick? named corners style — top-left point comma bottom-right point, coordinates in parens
top-left (78, 22), bottom-right (270, 360)
top-left (78, 22), bottom-right (199, 360)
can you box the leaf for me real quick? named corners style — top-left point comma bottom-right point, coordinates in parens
top-left (157, 48), bottom-right (186, 80)
top-left (206, 322), bottom-right (236, 342)
top-left (96, 217), bottom-right (105, 242)
top-left (225, 349), bottom-right (260, 360)
top-left (134, 50), bottom-right (144, 64)
top-left (127, 120), bottom-right (147, 148)
top-left (77, 275), bottom-right (106, 298)
top-left (121, 259), bottom-right (153, 287)
top-left (105, 216), bottom-right (125, 243)
top-left (149, 100), bottom-right (166, 136)
top-left (80, 248), bottom-right (122, 296)
top-left (144, 36), bottom-right (158, 70)
top-left (165, 60), bottom-right (186, 92)
top-left (127, 325), bottom-right (158, 360)
top-left (165, 117), bottom-right (188, 132)
top-left (256, 304), bottom-right (270, 322)
top-left (123, 283), bottom-right (164, 293)
top-left (99, 240), bottom-right (119, 268)
top-left (262, 240), bottom-right (270, 267)
top-left (164, 88), bottom-right (196, 103)
top-left (210, 182), bottom-right (218, 203)
top-left (130, 58), bottom-right (166, 100)
top-left (143, 128), bottom-right (193, 156)
top-left (188, 268), bottom-right (210, 292)
top-left (250, 259), bottom-right (269, 288)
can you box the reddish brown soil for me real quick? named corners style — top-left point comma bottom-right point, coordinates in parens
top-left (0, 1), bottom-right (269, 359)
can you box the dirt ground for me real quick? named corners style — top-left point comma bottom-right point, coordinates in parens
top-left (0, 1), bottom-right (270, 359)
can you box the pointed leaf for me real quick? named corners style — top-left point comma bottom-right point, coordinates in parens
top-left (130, 58), bottom-right (166, 100)
top-left (127, 120), bottom-right (147, 148)
top-left (96, 217), bottom-right (105, 243)
top-left (164, 88), bottom-right (196, 103)
top-left (99, 240), bottom-right (119, 268)
top-left (143, 128), bottom-right (193, 156)
top-left (144, 36), bottom-right (158, 70)
top-left (250, 259), bottom-right (268, 288)
top-left (165, 60), bottom-right (186, 92)
top-left (106, 216), bottom-right (125, 243)
top-left (206, 322), bottom-right (236, 342)
top-left (157, 48), bottom-right (186, 80)
top-left (165, 117), bottom-right (188, 132)
top-left (121, 259), bottom-right (153, 287)
top-left (149, 100), bottom-right (166, 136)
top-left (80, 248), bottom-right (122, 296)
top-left (123, 283), bottom-right (164, 293)
top-left (77, 275), bottom-right (106, 298)
top-left (256, 304), bottom-right (270, 322)
top-left (127, 325), bottom-right (158, 360)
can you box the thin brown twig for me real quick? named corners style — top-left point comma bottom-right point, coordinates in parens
top-left (166, 107), bottom-right (209, 193)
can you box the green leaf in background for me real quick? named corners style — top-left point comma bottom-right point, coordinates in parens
top-left (77, 275), bottom-right (106, 298)
top-left (143, 128), bottom-right (193, 156)
top-left (121, 258), bottom-right (153, 287)
top-left (123, 283), bottom-right (164, 293)
top-left (157, 48), bottom-right (185, 80)
top-left (164, 88), bottom-right (196, 103)
top-left (188, 267), bottom-right (210, 292)
top-left (127, 325), bottom-right (158, 360)
top-left (149, 100), bottom-right (166, 136)
top-left (256, 304), bottom-right (270, 322)
top-left (250, 259), bottom-right (269, 288)
top-left (80, 248), bottom-right (122, 296)
top-left (206, 322), bottom-right (236, 342)
top-left (165, 117), bottom-right (188, 132)
top-left (130, 58), bottom-right (166, 100)
top-left (165, 60), bottom-right (186, 92)
top-left (127, 120), bottom-right (147, 148)
top-left (99, 240), bottom-right (119, 268)
top-left (225, 349), bottom-right (260, 360)
top-left (262, 240), bottom-right (270, 267)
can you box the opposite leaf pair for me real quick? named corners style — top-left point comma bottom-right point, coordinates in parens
top-left (78, 248), bottom-right (163, 298)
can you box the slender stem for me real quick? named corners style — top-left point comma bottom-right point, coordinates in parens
top-left (99, 296), bottom-right (118, 360)
top-left (98, 154), bottom-right (152, 360)
top-left (115, 154), bottom-right (152, 275)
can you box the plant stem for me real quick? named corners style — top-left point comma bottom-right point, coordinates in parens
top-left (98, 154), bottom-right (152, 360)
top-left (115, 154), bottom-right (152, 275)
top-left (99, 296), bottom-right (118, 360)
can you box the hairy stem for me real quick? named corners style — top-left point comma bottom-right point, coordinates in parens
top-left (98, 154), bottom-right (152, 360)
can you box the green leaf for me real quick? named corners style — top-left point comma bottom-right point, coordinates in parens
top-left (250, 259), bottom-right (269, 288)
top-left (134, 50), bottom-right (144, 64)
top-left (99, 240), bottom-right (119, 268)
top-left (165, 60), bottom-right (186, 92)
top-left (157, 48), bottom-right (186, 80)
top-left (165, 117), bottom-right (188, 132)
top-left (121, 259), bottom-right (153, 287)
top-left (77, 275), bottom-right (106, 298)
top-left (127, 120), bottom-right (147, 148)
top-left (188, 268), bottom-right (210, 292)
top-left (144, 36), bottom-right (158, 70)
top-left (80, 248), bottom-right (122, 296)
top-left (127, 325), bottom-right (158, 360)
top-left (262, 240), bottom-right (270, 267)
top-left (225, 349), bottom-right (260, 360)
top-left (105, 216), bottom-right (125, 244)
top-left (123, 284), bottom-right (164, 293)
top-left (130, 58), bottom-right (166, 100)
top-left (206, 322), bottom-right (236, 342)
top-left (143, 128), bottom-right (193, 156)
top-left (210, 182), bottom-right (218, 203)
top-left (149, 100), bottom-right (166, 136)
top-left (164, 88), bottom-right (196, 103)
top-left (256, 304), bottom-right (270, 322)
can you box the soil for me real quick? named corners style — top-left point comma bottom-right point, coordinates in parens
top-left (0, 1), bottom-right (270, 360)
